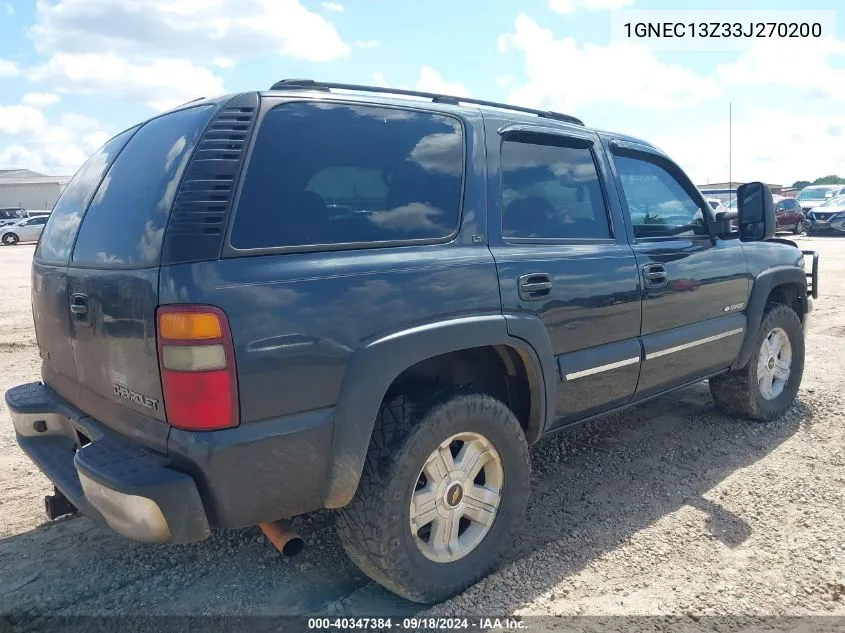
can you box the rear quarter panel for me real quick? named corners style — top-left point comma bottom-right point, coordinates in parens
top-left (159, 107), bottom-right (499, 424)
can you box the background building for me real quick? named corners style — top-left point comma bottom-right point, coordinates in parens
top-left (0, 169), bottom-right (72, 212)
top-left (697, 181), bottom-right (787, 202)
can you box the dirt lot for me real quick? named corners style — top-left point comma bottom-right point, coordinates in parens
top-left (1, 238), bottom-right (843, 622)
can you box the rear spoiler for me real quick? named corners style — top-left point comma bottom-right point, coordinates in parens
top-left (802, 250), bottom-right (819, 299)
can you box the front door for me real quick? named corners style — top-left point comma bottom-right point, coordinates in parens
top-left (607, 143), bottom-right (750, 398)
top-left (487, 121), bottom-right (642, 425)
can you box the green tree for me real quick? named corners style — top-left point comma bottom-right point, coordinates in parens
top-left (792, 180), bottom-right (811, 190)
top-left (812, 175), bottom-right (845, 185)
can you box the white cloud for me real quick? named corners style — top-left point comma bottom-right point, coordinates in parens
top-left (549, 0), bottom-right (634, 13)
top-left (0, 58), bottom-right (19, 77)
top-left (29, 53), bottom-right (225, 111)
top-left (717, 37), bottom-right (845, 102)
top-left (0, 105), bottom-right (47, 135)
top-left (355, 40), bottom-right (380, 49)
top-left (4, 3), bottom-right (13, 15)
top-left (212, 56), bottom-right (236, 69)
top-left (25, 0), bottom-right (350, 109)
top-left (372, 72), bottom-right (389, 88)
top-left (651, 109), bottom-right (845, 186)
top-left (22, 92), bottom-right (61, 108)
top-left (372, 67), bottom-right (470, 98)
top-left (416, 66), bottom-right (470, 97)
top-left (321, 2), bottom-right (343, 12)
top-left (31, 0), bottom-right (350, 64)
top-left (0, 95), bottom-right (112, 175)
top-left (498, 14), bottom-right (718, 114)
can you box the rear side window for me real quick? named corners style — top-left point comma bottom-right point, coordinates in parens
top-left (501, 135), bottom-right (611, 240)
top-left (71, 105), bottom-right (215, 267)
top-left (230, 102), bottom-right (464, 250)
top-left (35, 129), bottom-right (135, 263)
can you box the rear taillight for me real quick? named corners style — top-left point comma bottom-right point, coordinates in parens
top-left (157, 305), bottom-right (239, 431)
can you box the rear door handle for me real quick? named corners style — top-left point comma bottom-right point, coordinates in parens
top-left (70, 294), bottom-right (90, 325)
top-left (518, 273), bottom-right (553, 301)
top-left (642, 264), bottom-right (668, 289)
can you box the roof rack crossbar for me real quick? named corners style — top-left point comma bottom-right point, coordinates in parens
top-left (268, 79), bottom-right (585, 126)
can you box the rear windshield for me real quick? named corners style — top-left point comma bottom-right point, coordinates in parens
top-left (70, 105), bottom-right (215, 267)
top-left (35, 129), bottom-right (136, 263)
top-left (230, 102), bottom-right (464, 250)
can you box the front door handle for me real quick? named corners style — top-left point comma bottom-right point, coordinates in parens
top-left (518, 273), bottom-right (553, 301)
top-left (642, 264), bottom-right (668, 289)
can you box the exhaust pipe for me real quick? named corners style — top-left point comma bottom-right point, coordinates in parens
top-left (259, 520), bottom-right (305, 557)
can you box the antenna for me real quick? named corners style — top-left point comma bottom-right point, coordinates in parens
top-left (729, 101), bottom-right (733, 206)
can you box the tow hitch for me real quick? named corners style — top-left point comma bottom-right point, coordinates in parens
top-left (45, 487), bottom-right (79, 520)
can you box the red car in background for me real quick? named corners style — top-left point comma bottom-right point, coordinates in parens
top-left (727, 195), bottom-right (807, 234)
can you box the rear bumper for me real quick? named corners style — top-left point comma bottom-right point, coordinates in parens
top-left (6, 382), bottom-right (334, 543)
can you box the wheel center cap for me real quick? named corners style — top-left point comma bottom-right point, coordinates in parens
top-left (767, 357), bottom-right (776, 370)
top-left (444, 482), bottom-right (464, 508)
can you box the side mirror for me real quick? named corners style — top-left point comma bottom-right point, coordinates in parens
top-left (710, 211), bottom-right (734, 236)
top-left (736, 182), bottom-right (776, 242)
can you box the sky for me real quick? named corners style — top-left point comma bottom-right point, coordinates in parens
top-left (0, 0), bottom-right (844, 187)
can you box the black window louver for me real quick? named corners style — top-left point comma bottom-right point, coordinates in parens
top-left (161, 92), bottom-right (259, 265)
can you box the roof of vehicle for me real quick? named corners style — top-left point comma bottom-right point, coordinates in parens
top-left (802, 184), bottom-right (845, 190)
top-left (258, 80), bottom-right (662, 153)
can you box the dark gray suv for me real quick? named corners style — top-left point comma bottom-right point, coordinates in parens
top-left (6, 80), bottom-right (818, 603)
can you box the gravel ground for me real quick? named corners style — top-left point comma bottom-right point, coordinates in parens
top-left (1, 238), bottom-right (843, 624)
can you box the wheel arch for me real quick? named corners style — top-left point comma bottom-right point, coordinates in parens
top-left (323, 313), bottom-right (554, 509)
top-left (732, 266), bottom-right (808, 370)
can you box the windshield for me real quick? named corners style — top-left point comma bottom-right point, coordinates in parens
top-left (797, 187), bottom-right (837, 201)
top-left (819, 195), bottom-right (845, 207)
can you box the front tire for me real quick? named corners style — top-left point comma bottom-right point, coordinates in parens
top-left (709, 304), bottom-right (805, 421)
top-left (793, 219), bottom-right (807, 234)
top-left (335, 389), bottom-right (530, 604)
top-left (2, 233), bottom-right (19, 246)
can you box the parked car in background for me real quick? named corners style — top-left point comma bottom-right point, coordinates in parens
top-left (807, 194), bottom-right (845, 234)
top-left (704, 197), bottom-right (728, 214)
top-left (0, 207), bottom-right (29, 227)
top-left (773, 196), bottom-right (808, 234)
top-left (1, 215), bottom-right (48, 245)
top-left (796, 184), bottom-right (845, 213)
top-left (728, 194), bottom-right (806, 234)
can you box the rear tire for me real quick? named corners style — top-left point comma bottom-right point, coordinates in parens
top-left (709, 304), bottom-right (804, 421)
top-left (335, 388), bottom-right (530, 604)
top-left (2, 233), bottom-right (18, 246)
top-left (793, 219), bottom-right (806, 234)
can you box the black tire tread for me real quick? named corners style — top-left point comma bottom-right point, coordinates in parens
top-left (335, 388), bottom-right (530, 603)
top-left (710, 303), bottom-right (804, 421)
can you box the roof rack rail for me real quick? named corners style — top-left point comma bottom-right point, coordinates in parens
top-left (268, 79), bottom-right (585, 127)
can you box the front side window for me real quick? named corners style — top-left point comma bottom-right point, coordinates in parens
top-left (230, 102), bottom-right (464, 249)
top-left (500, 136), bottom-right (611, 240)
top-left (613, 154), bottom-right (709, 238)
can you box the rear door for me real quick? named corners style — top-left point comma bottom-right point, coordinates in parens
top-left (64, 104), bottom-right (216, 449)
top-left (31, 130), bottom-right (136, 399)
top-left (486, 120), bottom-right (642, 425)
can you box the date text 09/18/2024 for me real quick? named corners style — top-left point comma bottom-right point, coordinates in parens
top-left (307, 618), bottom-right (525, 630)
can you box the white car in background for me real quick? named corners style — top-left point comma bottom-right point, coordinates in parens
top-left (796, 184), bottom-right (845, 212)
top-left (1, 215), bottom-right (48, 245)
top-left (704, 197), bottom-right (728, 214)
